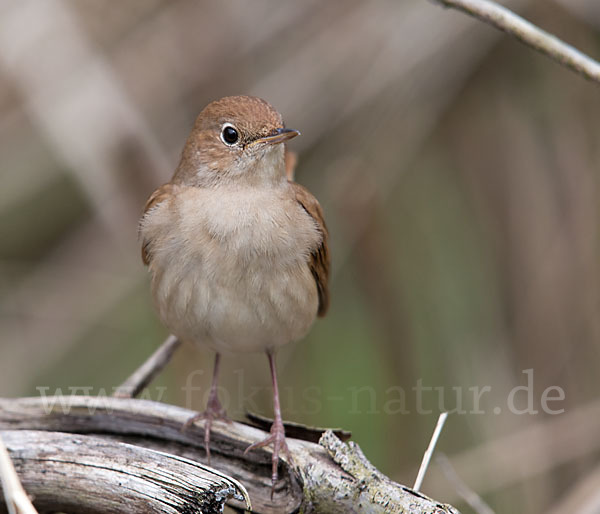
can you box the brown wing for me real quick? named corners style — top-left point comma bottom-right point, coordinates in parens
top-left (290, 181), bottom-right (330, 317)
top-left (140, 183), bottom-right (175, 265)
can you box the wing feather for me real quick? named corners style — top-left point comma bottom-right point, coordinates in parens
top-left (140, 183), bottom-right (175, 265)
top-left (290, 182), bottom-right (330, 317)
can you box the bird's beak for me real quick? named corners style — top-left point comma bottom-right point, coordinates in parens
top-left (254, 128), bottom-right (300, 146)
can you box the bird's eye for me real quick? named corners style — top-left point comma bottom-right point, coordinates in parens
top-left (220, 123), bottom-right (239, 146)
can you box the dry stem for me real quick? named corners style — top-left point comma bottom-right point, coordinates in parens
top-left (433, 0), bottom-right (600, 84)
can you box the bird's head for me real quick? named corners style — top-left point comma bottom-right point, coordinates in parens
top-left (173, 95), bottom-right (299, 187)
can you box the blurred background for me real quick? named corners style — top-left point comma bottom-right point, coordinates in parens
top-left (1, 0), bottom-right (599, 512)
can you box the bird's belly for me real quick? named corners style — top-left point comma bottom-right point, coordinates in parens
top-left (145, 185), bottom-right (322, 353)
top-left (152, 248), bottom-right (319, 354)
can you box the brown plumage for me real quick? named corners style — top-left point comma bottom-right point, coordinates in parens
top-left (290, 181), bottom-right (330, 316)
top-left (141, 183), bottom-right (174, 265)
top-left (138, 95), bottom-right (330, 494)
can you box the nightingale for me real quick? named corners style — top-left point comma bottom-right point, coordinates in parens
top-left (139, 95), bottom-right (330, 491)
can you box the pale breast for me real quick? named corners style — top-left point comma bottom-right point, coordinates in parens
top-left (140, 184), bottom-right (322, 353)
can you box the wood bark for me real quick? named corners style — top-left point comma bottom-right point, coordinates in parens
top-left (0, 396), bottom-right (459, 513)
top-left (0, 430), bottom-right (249, 514)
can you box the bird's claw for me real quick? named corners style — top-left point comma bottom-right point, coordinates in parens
top-left (182, 396), bottom-right (230, 464)
top-left (244, 420), bottom-right (293, 498)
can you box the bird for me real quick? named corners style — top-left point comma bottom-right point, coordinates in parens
top-left (139, 95), bottom-right (330, 492)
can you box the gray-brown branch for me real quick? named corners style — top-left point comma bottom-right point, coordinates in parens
top-left (0, 434), bottom-right (38, 514)
top-left (0, 430), bottom-right (249, 514)
top-left (0, 396), bottom-right (459, 514)
top-left (432, 0), bottom-right (600, 84)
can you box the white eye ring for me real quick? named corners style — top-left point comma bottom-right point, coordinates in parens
top-left (220, 123), bottom-right (240, 146)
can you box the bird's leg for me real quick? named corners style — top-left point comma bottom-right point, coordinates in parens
top-left (182, 353), bottom-right (230, 464)
top-left (244, 350), bottom-right (293, 497)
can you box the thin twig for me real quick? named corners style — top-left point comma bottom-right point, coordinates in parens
top-left (413, 412), bottom-right (448, 491)
top-left (436, 453), bottom-right (495, 514)
top-left (113, 334), bottom-right (181, 398)
top-left (433, 0), bottom-right (600, 84)
top-left (0, 434), bottom-right (38, 514)
top-left (410, 398), bottom-right (600, 501)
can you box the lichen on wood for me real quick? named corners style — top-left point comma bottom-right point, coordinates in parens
top-left (0, 396), bottom-right (459, 513)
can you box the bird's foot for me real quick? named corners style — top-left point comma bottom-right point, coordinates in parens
top-left (244, 418), bottom-right (293, 498)
top-left (182, 395), bottom-right (231, 464)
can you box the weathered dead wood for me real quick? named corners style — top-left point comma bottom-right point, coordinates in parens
top-left (0, 430), bottom-right (249, 514)
top-left (0, 434), bottom-right (37, 514)
top-left (0, 396), bottom-right (459, 513)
